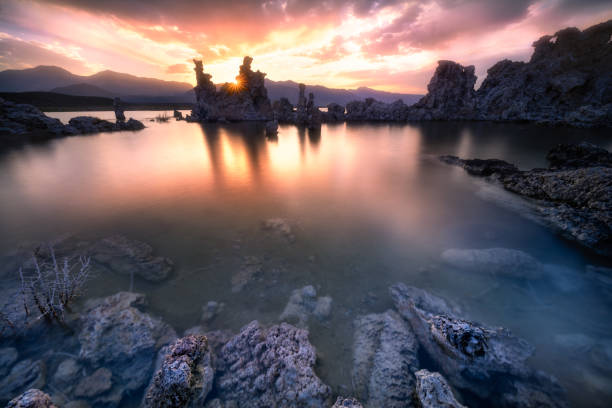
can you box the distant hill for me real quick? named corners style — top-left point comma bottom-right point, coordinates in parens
top-left (51, 83), bottom-right (115, 98)
top-left (0, 65), bottom-right (422, 106)
top-left (264, 79), bottom-right (421, 106)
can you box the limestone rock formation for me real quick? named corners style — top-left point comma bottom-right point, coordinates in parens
top-left (346, 98), bottom-right (409, 121)
top-left (113, 97), bottom-right (126, 122)
top-left (332, 397), bottom-right (364, 408)
top-left (265, 120), bottom-right (279, 136)
top-left (390, 283), bottom-right (568, 407)
top-left (213, 320), bottom-right (331, 407)
top-left (6, 389), bottom-right (57, 408)
top-left (272, 97), bottom-right (296, 123)
top-left (352, 310), bottom-right (419, 407)
top-left (324, 103), bottom-right (345, 122)
top-left (174, 110), bottom-right (184, 120)
top-left (0, 98), bottom-right (73, 143)
top-left (440, 143), bottom-right (612, 257)
top-left (415, 370), bottom-right (466, 408)
top-left (477, 20), bottom-right (612, 127)
top-left (144, 335), bottom-right (214, 408)
top-left (409, 61), bottom-right (477, 120)
top-left (191, 57), bottom-right (273, 122)
top-left (78, 292), bottom-right (177, 403)
top-left (67, 116), bottom-right (144, 133)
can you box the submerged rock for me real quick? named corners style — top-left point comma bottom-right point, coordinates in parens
top-left (415, 369), bottom-right (466, 408)
top-left (231, 256), bottom-right (263, 293)
top-left (144, 335), bottom-right (214, 408)
top-left (262, 218), bottom-right (295, 242)
top-left (73, 368), bottom-right (113, 398)
top-left (441, 248), bottom-right (544, 279)
top-left (78, 292), bottom-right (176, 401)
top-left (214, 320), bottom-right (331, 407)
top-left (440, 144), bottom-right (612, 257)
top-left (391, 283), bottom-right (567, 407)
top-left (6, 389), bottom-right (57, 408)
top-left (279, 285), bottom-right (332, 326)
top-left (352, 310), bottom-right (419, 407)
top-left (439, 155), bottom-right (519, 177)
top-left (91, 235), bottom-right (174, 282)
top-left (0, 347), bottom-right (18, 377)
top-left (0, 359), bottom-right (46, 403)
top-left (332, 397), bottom-right (363, 408)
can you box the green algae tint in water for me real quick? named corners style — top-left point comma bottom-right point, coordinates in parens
top-left (1, 111), bottom-right (612, 407)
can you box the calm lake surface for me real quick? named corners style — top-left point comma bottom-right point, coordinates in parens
top-left (1, 110), bottom-right (612, 407)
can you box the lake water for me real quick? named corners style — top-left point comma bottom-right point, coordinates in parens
top-left (1, 110), bottom-right (612, 407)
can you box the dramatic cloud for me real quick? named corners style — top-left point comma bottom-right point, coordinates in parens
top-left (0, 0), bottom-right (610, 92)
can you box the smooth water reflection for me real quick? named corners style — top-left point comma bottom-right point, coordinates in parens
top-left (1, 113), bottom-right (612, 407)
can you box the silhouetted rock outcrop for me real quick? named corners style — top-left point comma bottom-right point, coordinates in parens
top-left (0, 98), bottom-right (145, 146)
top-left (346, 98), bottom-right (409, 121)
top-left (477, 20), bottom-right (612, 127)
top-left (409, 60), bottom-right (477, 120)
top-left (113, 97), bottom-right (125, 122)
top-left (272, 97), bottom-right (295, 123)
top-left (324, 103), bottom-right (345, 122)
top-left (191, 57), bottom-right (273, 122)
top-left (440, 143), bottom-right (612, 257)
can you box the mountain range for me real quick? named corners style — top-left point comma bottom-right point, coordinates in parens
top-left (0, 65), bottom-right (422, 106)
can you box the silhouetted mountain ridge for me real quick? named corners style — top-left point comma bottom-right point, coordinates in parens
top-left (0, 65), bottom-right (423, 105)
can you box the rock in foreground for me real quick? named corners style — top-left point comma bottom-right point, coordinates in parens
top-left (6, 389), bottom-right (56, 408)
top-left (415, 369), bottom-right (466, 408)
top-left (144, 335), bottom-right (214, 408)
top-left (214, 321), bottom-right (331, 407)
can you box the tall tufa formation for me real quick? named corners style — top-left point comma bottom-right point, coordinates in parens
top-left (190, 57), bottom-right (273, 122)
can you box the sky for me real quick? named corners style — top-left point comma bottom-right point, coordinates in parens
top-left (0, 0), bottom-right (611, 93)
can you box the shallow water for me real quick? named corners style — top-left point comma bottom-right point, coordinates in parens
top-left (1, 111), bottom-right (612, 407)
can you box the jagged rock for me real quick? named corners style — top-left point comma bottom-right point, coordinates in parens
top-left (272, 98), bottom-right (295, 123)
top-left (144, 335), bottom-right (214, 408)
top-left (73, 368), bottom-right (113, 398)
top-left (391, 284), bottom-right (567, 407)
top-left (409, 61), bottom-right (477, 120)
top-left (476, 20), bottom-right (612, 127)
top-left (6, 389), bottom-right (57, 408)
top-left (279, 285), bottom-right (332, 326)
top-left (191, 57), bottom-right (273, 122)
top-left (546, 142), bottom-right (612, 169)
top-left (439, 155), bottom-right (519, 177)
top-left (214, 321), bottom-right (331, 407)
top-left (78, 292), bottom-right (177, 400)
top-left (296, 84), bottom-right (308, 125)
top-left (306, 92), bottom-right (322, 130)
top-left (332, 397), bottom-right (363, 407)
top-left (113, 97), bottom-right (126, 122)
top-left (231, 256), bottom-right (263, 293)
top-left (67, 116), bottom-right (144, 133)
top-left (0, 359), bottom-right (46, 403)
top-left (415, 369), bottom-right (466, 408)
top-left (91, 235), bottom-right (173, 282)
top-left (174, 110), bottom-right (184, 120)
top-left (0, 347), bottom-right (18, 377)
top-left (440, 145), bottom-right (612, 257)
top-left (352, 310), bottom-right (419, 407)
top-left (324, 103), bottom-right (345, 122)
top-left (441, 248), bottom-right (544, 279)
top-left (265, 120), bottom-right (279, 135)
top-left (0, 98), bottom-right (73, 143)
top-left (389, 283), bottom-right (461, 319)
top-left (346, 98), bottom-right (409, 121)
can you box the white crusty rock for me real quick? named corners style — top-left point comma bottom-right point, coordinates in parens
top-left (415, 369), bottom-right (466, 408)
top-left (352, 310), bottom-right (419, 408)
top-left (78, 292), bottom-right (176, 400)
top-left (214, 320), bottom-right (331, 407)
top-left (144, 335), bottom-right (214, 408)
top-left (332, 397), bottom-right (364, 407)
top-left (6, 389), bottom-right (57, 408)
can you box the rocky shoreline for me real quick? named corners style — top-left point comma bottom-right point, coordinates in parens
top-left (189, 20), bottom-right (612, 129)
top-left (0, 97), bottom-right (145, 146)
top-left (440, 142), bottom-right (612, 257)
